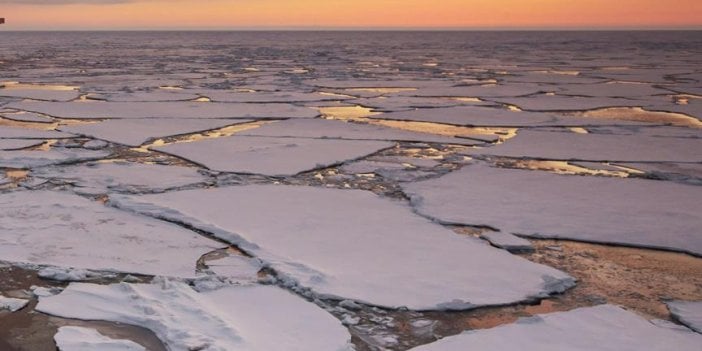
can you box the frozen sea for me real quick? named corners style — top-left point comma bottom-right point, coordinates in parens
top-left (1, 31), bottom-right (702, 351)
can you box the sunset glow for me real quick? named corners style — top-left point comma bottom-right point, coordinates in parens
top-left (1, 0), bottom-right (701, 30)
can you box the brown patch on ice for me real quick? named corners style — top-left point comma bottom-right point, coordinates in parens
top-left (578, 107), bottom-right (702, 128)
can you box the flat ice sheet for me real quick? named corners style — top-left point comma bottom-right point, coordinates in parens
top-left (408, 305), bottom-right (702, 351)
top-left (54, 326), bottom-right (146, 351)
top-left (0, 88), bottom-right (80, 102)
top-left (473, 129), bottom-right (702, 162)
top-left (38, 282), bottom-right (353, 351)
top-left (492, 95), bottom-right (645, 111)
top-left (667, 301), bottom-right (702, 333)
top-left (371, 106), bottom-right (648, 127)
top-left (201, 91), bottom-right (352, 103)
top-left (0, 139), bottom-right (44, 150)
top-left (59, 118), bottom-right (252, 146)
top-left (239, 119), bottom-right (483, 145)
top-left (0, 125), bottom-right (73, 139)
top-left (32, 162), bottom-right (208, 194)
top-left (403, 164), bottom-right (702, 255)
top-left (0, 149), bottom-right (110, 168)
top-left (0, 191), bottom-right (221, 278)
top-left (8, 101), bottom-right (318, 119)
top-left (0, 295), bottom-right (29, 312)
top-left (153, 136), bottom-right (394, 176)
top-left (111, 185), bottom-right (573, 310)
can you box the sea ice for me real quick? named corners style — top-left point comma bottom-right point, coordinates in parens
top-left (0, 191), bottom-right (222, 278)
top-left (491, 95), bottom-right (645, 111)
top-left (403, 164), bottom-right (702, 255)
top-left (54, 326), bottom-right (146, 351)
top-left (0, 148), bottom-right (110, 168)
top-left (392, 83), bottom-right (546, 98)
top-left (0, 295), bottom-right (29, 312)
top-left (556, 82), bottom-right (670, 98)
top-left (8, 101), bottom-right (318, 119)
top-left (480, 232), bottom-right (534, 253)
top-left (206, 255), bottom-right (263, 282)
top-left (473, 129), bottom-right (702, 162)
top-left (153, 136), bottom-right (393, 176)
top-left (667, 301), bottom-right (702, 333)
top-left (0, 125), bottom-right (73, 139)
top-left (111, 185), bottom-right (574, 310)
top-left (0, 87), bottom-right (81, 102)
top-left (59, 118), bottom-right (253, 147)
top-left (408, 305), bottom-right (702, 351)
top-left (238, 119), bottom-right (483, 145)
top-left (38, 281), bottom-right (353, 351)
top-left (0, 139), bottom-right (44, 150)
top-left (0, 111), bottom-right (54, 123)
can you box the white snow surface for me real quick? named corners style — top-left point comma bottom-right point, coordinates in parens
top-left (8, 101), bottom-right (318, 119)
top-left (54, 326), bottom-right (146, 351)
top-left (59, 118), bottom-right (252, 147)
top-left (0, 295), bottom-right (29, 312)
top-left (239, 118), bottom-right (483, 145)
top-left (408, 305), bottom-right (702, 351)
top-left (667, 301), bottom-right (702, 333)
top-left (38, 281), bottom-right (353, 351)
top-left (473, 129), bottom-right (702, 162)
top-left (403, 164), bottom-right (702, 255)
top-left (206, 255), bottom-right (263, 283)
top-left (0, 149), bottom-right (110, 168)
top-left (32, 162), bottom-right (208, 194)
top-left (111, 185), bottom-right (574, 310)
top-left (153, 136), bottom-right (394, 176)
top-left (0, 191), bottom-right (222, 278)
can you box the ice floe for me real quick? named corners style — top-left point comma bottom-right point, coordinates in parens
top-left (238, 118), bottom-right (483, 145)
top-left (59, 118), bottom-right (252, 147)
top-left (111, 185), bottom-right (574, 310)
top-left (0, 148), bottom-right (110, 168)
top-left (0, 125), bottom-right (73, 139)
top-left (667, 301), bottom-right (702, 333)
top-left (8, 101), bottom-right (318, 119)
top-left (32, 162), bottom-right (208, 194)
top-left (153, 136), bottom-right (393, 176)
top-left (403, 164), bottom-right (702, 255)
top-left (408, 305), bottom-right (702, 350)
top-left (38, 281), bottom-right (353, 351)
top-left (0, 191), bottom-right (222, 278)
top-left (54, 326), bottom-right (147, 351)
top-left (0, 295), bottom-right (29, 312)
top-left (473, 129), bottom-right (702, 162)
top-left (492, 95), bottom-right (645, 111)
top-left (0, 139), bottom-right (44, 150)
top-left (0, 84), bottom-right (81, 102)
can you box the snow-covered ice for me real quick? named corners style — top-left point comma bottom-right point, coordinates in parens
top-left (0, 125), bottom-right (73, 139)
top-left (32, 162), bottom-right (208, 194)
top-left (0, 295), bottom-right (29, 312)
top-left (0, 148), bottom-right (110, 168)
top-left (54, 326), bottom-right (146, 351)
top-left (408, 305), bottom-right (702, 351)
top-left (111, 185), bottom-right (574, 310)
top-left (492, 95), bottom-right (645, 111)
top-left (153, 136), bottom-right (394, 176)
top-left (667, 301), bottom-right (702, 333)
top-left (8, 101), bottom-right (318, 119)
top-left (403, 164), bottom-right (702, 255)
top-left (59, 118), bottom-right (253, 147)
top-left (0, 191), bottom-right (222, 278)
top-left (473, 129), bottom-right (702, 162)
top-left (0, 139), bottom-right (44, 150)
top-left (38, 281), bottom-right (353, 351)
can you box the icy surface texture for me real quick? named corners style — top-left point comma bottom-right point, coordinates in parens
top-left (54, 327), bottom-right (146, 351)
top-left (667, 301), bottom-right (702, 333)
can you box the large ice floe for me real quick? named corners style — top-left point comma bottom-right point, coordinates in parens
top-left (238, 118), bottom-right (484, 145)
top-left (58, 118), bottom-right (253, 147)
top-left (0, 125), bottom-right (73, 139)
top-left (54, 326), bottom-right (146, 351)
top-left (153, 136), bottom-right (394, 176)
top-left (403, 164), bottom-right (702, 255)
top-left (111, 185), bottom-right (574, 310)
top-left (37, 281), bottom-right (354, 351)
top-left (31, 162), bottom-right (208, 195)
top-left (0, 139), bottom-right (44, 150)
top-left (667, 301), bottom-right (702, 333)
top-left (7, 101), bottom-right (318, 119)
top-left (0, 190), bottom-right (222, 278)
top-left (472, 129), bottom-right (702, 162)
top-left (408, 305), bottom-right (702, 351)
top-left (0, 148), bottom-right (110, 168)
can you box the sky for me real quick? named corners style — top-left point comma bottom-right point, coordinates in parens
top-left (0, 0), bottom-right (701, 30)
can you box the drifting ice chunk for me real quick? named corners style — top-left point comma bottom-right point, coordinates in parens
top-left (0, 295), bottom-right (29, 312)
top-left (0, 139), bottom-right (44, 150)
top-left (473, 129), bottom-right (702, 162)
top-left (0, 86), bottom-right (80, 102)
top-left (239, 119), bottom-right (482, 145)
top-left (8, 101), bottom-right (318, 119)
top-left (32, 162), bottom-right (208, 194)
top-left (0, 125), bottom-right (73, 139)
top-left (0, 149), bottom-right (110, 168)
top-left (0, 111), bottom-right (54, 123)
top-left (59, 118), bottom-right (253, 147)
top-left (403, 164), bottom-right (702, 255)
top-left (111, 185), bottom-right (573, 310)
top-left (54, 326), bottom-right (146, 351)
top-left (38, 282), bottom-right (353, 351)
top-left (408, 305), bottom-right (702, 351)
top-left (492, 95), bottom-right (644, 111)
top-left (667, 301), bottom-right (702, 333)
top-left (0, 191), bottom-right (221, 278)
top-left (153, 136), bottom-right (393, 176)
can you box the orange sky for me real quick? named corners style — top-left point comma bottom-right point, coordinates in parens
top-left (1, 0), bottom-right (701, 30)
